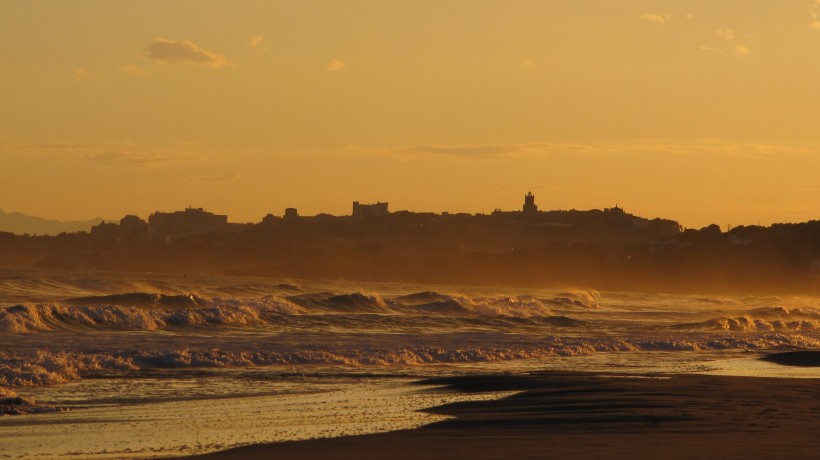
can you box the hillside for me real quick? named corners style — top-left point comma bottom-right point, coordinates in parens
top-left (0, 208), bottom-right (103, 236)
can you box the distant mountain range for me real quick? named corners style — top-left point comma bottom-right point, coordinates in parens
top-left (0, 208), bottom-right (104, 236)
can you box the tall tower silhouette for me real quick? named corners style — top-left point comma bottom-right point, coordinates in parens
top-left (523, 191), bottom-right (538, 214)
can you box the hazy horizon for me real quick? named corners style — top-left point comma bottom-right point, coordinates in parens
top-left (0, 197), bottom-right (813, 231)
top-left (2, 0), bottom-right (819, 229)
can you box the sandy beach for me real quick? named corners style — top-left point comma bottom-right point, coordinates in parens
top-left (192, 353), bottom-right (820, 460)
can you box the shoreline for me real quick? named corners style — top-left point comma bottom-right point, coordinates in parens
top-left (189, 354), bottom-right (820, 460)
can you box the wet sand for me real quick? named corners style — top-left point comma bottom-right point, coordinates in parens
top-left (191, 354), bottom-right (820, 460)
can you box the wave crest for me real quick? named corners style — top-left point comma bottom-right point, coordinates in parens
top-left (64, 292), bottom-right (205, 309)
top-left (546, 291), bottom-right (600, 309)
top-left (678, 306), bottom-right (820, 332)
top-left (3, 333), bottom-right (819, 389)
top-left (0, 387), bottom-right (66, 415)
top-left (0, 297), bottom-right (304, 333)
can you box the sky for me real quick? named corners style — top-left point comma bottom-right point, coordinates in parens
top-left (1, 0), bottom-right (819, 229)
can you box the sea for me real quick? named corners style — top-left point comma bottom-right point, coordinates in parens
top-left (1, 268), bottom-right (819, 458)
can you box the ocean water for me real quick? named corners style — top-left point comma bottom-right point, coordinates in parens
top-left (1, 268), bottom-right (819, 458)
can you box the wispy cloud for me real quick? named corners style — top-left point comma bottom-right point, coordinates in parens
top-left (399, 144), bottom-right (526, 157)
top-left (734, 44), bottom-right (751, 55)
top-left (194, 173), bottom-right (239, 182)
top-left (811, 0), bottom-right (820, 29)
top-left (6, 141), bottom-right (88, 152)
top-left (0, 139), bottom-right (199, 168)
top-left (118, 64), bottom-right (147, 76)
top-left (699, 45), bottom-right (725, 53)
top-left (697, 25), bottom-right (753, 55)
top-left (347, 140), bottom-right (814, 161)
top-left (640, 13), bottom-right (670, 25)
top-left (247, 34), bottom-right (267, 51)
top-left (699, 43), bottom-right (751, 56)
top-left (326, 58), bottom-right (346, 71)
top-left (84, 150), bottom-right (196, 168)
top-left (348, 142), bottom-right (604, 160)
top-left (143, 38), bottom-right (231, 68)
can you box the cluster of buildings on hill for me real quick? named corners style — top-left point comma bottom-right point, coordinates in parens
top-left (11, 193), bottom-right (816, 289)
top-left (88, 192), bottom-right (681, 241)
top-left (91, 207), bottom-right (232, 240)
top-left (92, 201), bottom-right (398, 239)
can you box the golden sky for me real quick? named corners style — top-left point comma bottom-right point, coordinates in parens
top-left (1, 0), bottom-right (819, 228)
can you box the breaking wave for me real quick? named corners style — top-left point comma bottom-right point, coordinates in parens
top-left (3, 273), bottom-right (819, 405)
top-left (546, 291), bottom-right (600, 309)
top-left (394, 293), bottom-right (554, 317)
top-left (2, 332), bottom-right (818, 389)
top-left (0, 386), bottom-right (66, 415)
top-left (64, 292), bottom-right (207, 309)
top-left (319, 293), bottom-right (389, 312)
top-left (0, 299), bottom-right (304, 333)
top-left (0, 290), bottom-right (606, 333)
top-left (676, 306), bottom-right (820, 332)
top-left (392, 290), bottom-right (599, 316)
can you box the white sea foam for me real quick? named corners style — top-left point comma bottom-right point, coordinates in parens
top-left (0, 385), bottom-right (66, 415)
top-left (678, 306), bottom-right (820, 332)
top-left (0, 290), bottom-right (588, 334)
top-left (0, 296), bottom-right (306, 333)
top-left (2, 271), bottom-right (819, 403)
top-left (2, 332), bottom-right (818, 390)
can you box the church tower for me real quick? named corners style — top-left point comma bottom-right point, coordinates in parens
top-left (523, 191), bottom-right (538, 214)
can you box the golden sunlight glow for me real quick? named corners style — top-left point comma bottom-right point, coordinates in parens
top-left (1, 1), bottom-right (818, 227)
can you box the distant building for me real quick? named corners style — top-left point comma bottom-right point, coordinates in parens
top-left (284, 208), bottom-right (299, 223)
top-left (90, 221), bottom-right (118, 239)
top-left (352, 201), bottom-right (389, 222)
top-left (119, 215), bottom-right (148, 237)
top-left (631, 218), bottom-right (649, 229)
top-left (604, 205), bottom-right (625, 215)
top-left (260, 213), bottom-right (281, 226)
top-left (148, 207), bottom-right (228, 237)
top-left (522, 191), bottom-right (538, 214)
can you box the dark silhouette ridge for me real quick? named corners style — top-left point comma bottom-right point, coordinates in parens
top-left (0, 195), bottom-right (818, 295)
top-left (760, 351), bottom-right (820, 367)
